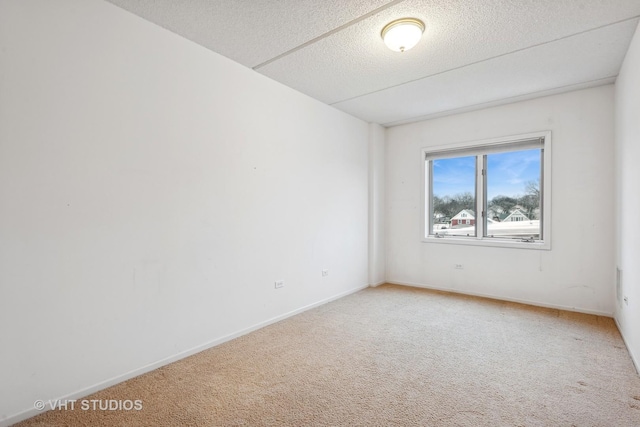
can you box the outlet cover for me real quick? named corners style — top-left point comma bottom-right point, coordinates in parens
top-left (274, 280), bottom-right (284, 289)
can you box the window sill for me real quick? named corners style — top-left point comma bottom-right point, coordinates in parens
top-left (422, 236), bottom-right (550, 250)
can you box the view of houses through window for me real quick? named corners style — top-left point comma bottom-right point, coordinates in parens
top-left (485, 149), bottom-right (541, 239)
top-left (431, 155), bottom-right (477, 237)
top-left (429, 147), bottom-right (542, 241)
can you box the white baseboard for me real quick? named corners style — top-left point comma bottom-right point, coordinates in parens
top-left (1, 284), bottom-right (368, 427)
top-left (369, 280), bottom-right (386, 287)
top-left (614, 317), bottom-right (640, 375)
top-left (385, 280), bottom-right (613, 317)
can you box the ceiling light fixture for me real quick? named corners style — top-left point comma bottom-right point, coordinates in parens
top-left (381, 18), bottom-right (425, 52)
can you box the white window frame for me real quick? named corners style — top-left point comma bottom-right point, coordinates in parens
top-left (421, 131), bottom-right (551, 250)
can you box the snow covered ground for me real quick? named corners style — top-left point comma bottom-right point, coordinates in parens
top-left (434, 220), bottom-right (540, 238)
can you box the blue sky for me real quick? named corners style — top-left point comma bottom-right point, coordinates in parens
top-left (432, 149), bottom-right (541, 199)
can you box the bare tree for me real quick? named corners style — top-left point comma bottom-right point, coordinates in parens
top-left (433, 192), bottom-right (475, 220)
top-left (489, 196), bottom-right (517, 217)
top-left (525, 180), bottom-right (540, 199)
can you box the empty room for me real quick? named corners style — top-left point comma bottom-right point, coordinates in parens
top-left (2, 0), bottom-right (640, 426)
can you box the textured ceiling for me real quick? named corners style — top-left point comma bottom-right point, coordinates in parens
top-left (106, 0), bottom-right (640, 126)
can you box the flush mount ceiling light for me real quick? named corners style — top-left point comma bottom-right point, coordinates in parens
top-left (381, 18), bottom-right (425, 52)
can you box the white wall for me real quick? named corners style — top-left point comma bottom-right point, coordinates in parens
top-left (0, 0), bottom-right (369, 423)
top-left (615, 21), bottom-right (640, 370)
top-left (368, 123), bottom-right (386, 286)
top-left (386, 85), bottom-right (615, 315)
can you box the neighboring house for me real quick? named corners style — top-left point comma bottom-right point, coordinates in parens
top-left (451, 209), bottom-right (475, 227)
top-left (503, 209), bottom-right (530, 222)
top-left (433, 213), bottom-right (450, 224)
top-left (487, 209), bottom-right (507, 222)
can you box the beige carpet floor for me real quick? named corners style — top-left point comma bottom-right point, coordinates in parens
top-left (16, 284), bottom-right (640, 426)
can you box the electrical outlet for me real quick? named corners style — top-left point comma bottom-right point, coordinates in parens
top-left (624, 296), bottom-right (629, 306)
top-left (454, 264), bottom-right (464, 270)
top-left (274, 280), bottom-right (284, 289)
top-left (322, 269), bottom-right (329, 277)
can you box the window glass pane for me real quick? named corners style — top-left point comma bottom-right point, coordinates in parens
top-left (485, 149), bottom-right (541, 240)
top-left (431, 156), bottom-right (476, 237)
